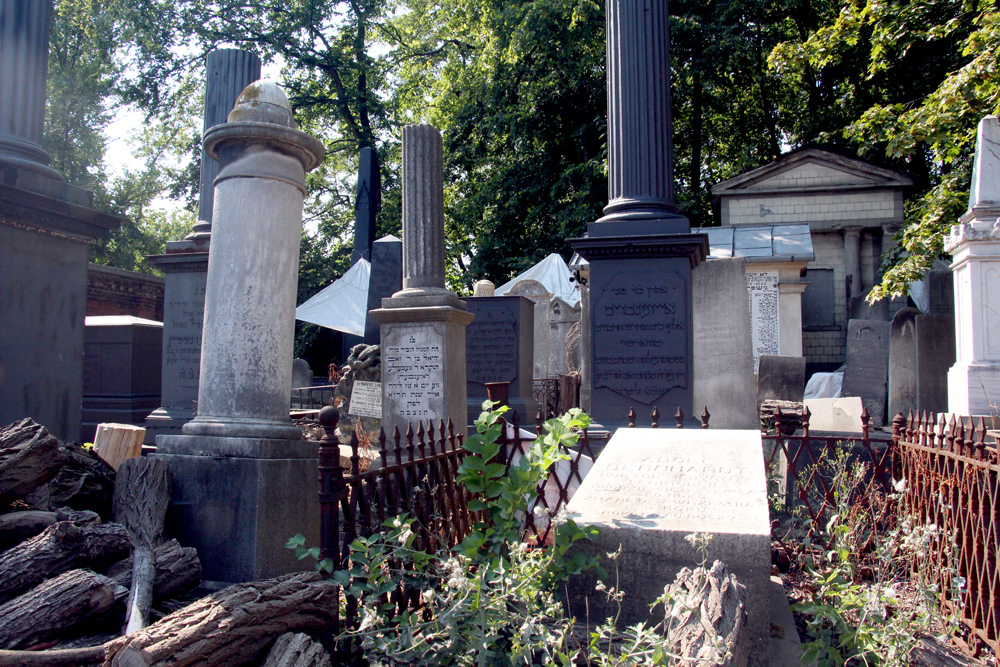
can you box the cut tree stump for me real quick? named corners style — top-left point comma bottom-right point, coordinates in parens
top-left (104, 539), bottom-right (201, 602)
top-left (0, 509), bottom-right (100, 552)
top-left (103, 572), bottom-right (341, 667)
top-left (111, 458), bottom-right (171, 634)
top-left (662, 560), bottom-right (748, 667)
top-left (0, 568), bottom-right (127, 650)
top-left (261, 633), bottom-right (332, 667)
top-left (93, 426), bottom-right (145, 472)
top-left (0, 522), bottom-right (130, 603)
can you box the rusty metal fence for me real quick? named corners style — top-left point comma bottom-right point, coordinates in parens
top-left (895, 411), bottom-right (998, 655)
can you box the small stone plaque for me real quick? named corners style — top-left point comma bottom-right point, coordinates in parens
top-left (349, 380), bottom-right (382, 418)
top-left (382, 325), bottom-right (444, 422)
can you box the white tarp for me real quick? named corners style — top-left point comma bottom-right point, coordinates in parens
top-left (495, 253), bottom-right (580, 306)
top-left (295, 259), bottom-right (370, 336)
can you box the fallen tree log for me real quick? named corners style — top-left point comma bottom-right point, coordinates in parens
top-left (0, 420), bottom-right (70, 505)
top-left (0, 509), bottom-right (100, 552)
top-left (0, 569), bottom-right (127, 650)
top-left (104, 572), bottom-right (340, 667)
top-left (104, 539), bottom-right (201, 602)
top-left (0, 645), bottom-right (106, 666)
top-left (261, 633), bottom-right (332, 667)
top-left (23, 448), bottom-right (117, 519)
top-left (0, 522), bottom-right (130, 603)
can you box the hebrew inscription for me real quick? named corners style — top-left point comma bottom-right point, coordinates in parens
top-left (383, 325), bottom-right (444, 421)
top-left (163, 279), bottom-right (206, 389)
top-left (466, 303), bottom-right (517, 385)
top-left (746, 270), bottom-right (780, 373)
top-left (592, 270), bottom-right (688, 402)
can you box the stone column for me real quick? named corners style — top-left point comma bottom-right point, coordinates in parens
top-left (843, 227), bottom-right (862, 300)
top-left (568, 0), bottom-right (708, 429)
top-left (372, 124), bottom-right (473, 441)
top-left (145, 49), bottom-right (260, 441)
top-left (946, 117), bottom-right (1000, 415)
top-left (0, 0), bottom-right (62, 180)
top-left (155, 82), bottom-right (325, 584)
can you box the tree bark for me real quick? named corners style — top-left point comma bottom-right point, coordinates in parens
top-left (0, 420), bottom-right (72, 505)
top-left (662, 560), bottom-right (747, 667)
top-left (0, 645), bottom-right (106, 666)
top-left (0, 522), bottom-right (130, 603)
top-left (23, 448), bottom-right (117, 520)
top-left (0, 509), bottom-right (100, 552)
top-left (261, 633), bottom-right (332, 667)
top-left (0, 569), bottom-right (127, 650)
top-left (111, 459), bottom-right (171, 635)
top-left (103, 572), bottom-right (340, 667)
top-left (104, 540), bottom-right (201, 605)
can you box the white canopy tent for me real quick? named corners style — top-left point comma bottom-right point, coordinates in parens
top-left (494, 253), bottom-right (579, 306)
top-left (295, 259), bottom-right (370, 336)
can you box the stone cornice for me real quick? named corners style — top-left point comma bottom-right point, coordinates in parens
top-left (944, 219), bottom-right (1000, 254)
top-left (568, 233), bottom-right (709, 268)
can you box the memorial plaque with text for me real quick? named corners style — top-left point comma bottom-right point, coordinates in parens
top-left (349, 380), bottom-right (382, 418)
top-left (746, 270), bottom-right (779, 373)
top-left (466, 302), bottom-right (517, 386)
top-left (382, 324), bottom-right (444, 422)
top-left (163, 278), bottom-right (206, 391)
top-left (592, 269), bottom-right (688, 403)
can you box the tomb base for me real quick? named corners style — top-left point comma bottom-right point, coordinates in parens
top-left (154, 434), bottom-right (319, 585)
top-left (947, 362), bottom-right (1000, 417)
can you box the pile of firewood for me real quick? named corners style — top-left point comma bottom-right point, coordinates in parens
top-left (0, 419), bottom-right (341, 667)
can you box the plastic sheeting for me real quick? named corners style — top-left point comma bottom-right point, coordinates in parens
top-left (495, 253), bottom-right (580, 306)
top-left (295, 259), bottom-right (370, 336)
top-left (804, 371), bottom-right (843, 399)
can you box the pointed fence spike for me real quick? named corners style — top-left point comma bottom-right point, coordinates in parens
top-left (700, 406), bottom-right (710, 429)
top-left (627, 408), bottom-right (636, 428)
top-left (651, 407), bottom-right (660, 428)
top-left (674, 406), bottom-right (684, 428)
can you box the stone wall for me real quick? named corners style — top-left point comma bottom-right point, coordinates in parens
top-left (802, 232), bottom-right (847, 366)
top-left (86, 263), bottom-right (165, 321)
top-left (724, 191), bottom-right (897, 227)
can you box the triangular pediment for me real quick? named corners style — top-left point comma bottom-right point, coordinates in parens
top-left (712, 148), bottom-right (912, 195)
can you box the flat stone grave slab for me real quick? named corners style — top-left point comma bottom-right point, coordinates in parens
top-left (563, 428), bottom-right (770, 667)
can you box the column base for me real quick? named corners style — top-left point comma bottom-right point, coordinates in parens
top-left (947, 362), bottom-right (1000, 417)
top-left (144, 406), bottom-right (195, 444)
top-left (154, 434), bottom-right (319, 584)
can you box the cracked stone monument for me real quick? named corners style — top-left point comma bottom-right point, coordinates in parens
top-left (946, 115), bottom-right (1000, 416)
top-left (371, 124), bottom-right (474, 441)
top-left (0, 0), bottom-right (123, 441)
top-left (155, 82), bottom-right (325, 584)
top-left (568, 0), bottom-right (708, 429)
top-left (145, 49), bottom-right (261, 441)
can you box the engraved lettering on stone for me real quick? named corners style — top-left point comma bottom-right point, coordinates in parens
top-left (163, 281), bottom-right (206, 388)
top-left (466, 304), bottom-right (517, 385)
top-left (746, 270), bottom-right (780, 373)
top-left (384, 327), bottom-right (444, 419)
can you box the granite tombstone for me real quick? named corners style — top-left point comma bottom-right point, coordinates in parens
top-left (756, 355), bottom-right (806, 407)
top-left (363, 235), bottom-right (403, 344)
top-left (888, 308), bottom-right (919, 419)
top-left (842, 319), bottom-right (891, 426)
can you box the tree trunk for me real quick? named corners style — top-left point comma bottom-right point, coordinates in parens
top-left (0, 420), bottom-right (71, 505)
top-left (0, 522), bottom-right (130, 603)
top-left (662, 560), bottom-right (747, 667)
top-left (103, 573), bottom-right (340, 667)
top-left (23, 448), bottom-right (117, 520)
top-left (261, 633), bottom-right (332, 667)
top-left (0, 569), bottom-right (127, 650)
top-left (0, 509), bottom-right (100, 552)
top-left (111, 459), bottom-right (171, 635)
top-left (104, 540), bottom-right (201, 605)
top-left (0, 645), bottom-right (106, 666)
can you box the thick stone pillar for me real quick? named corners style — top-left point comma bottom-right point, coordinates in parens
top-left (0, 0), bottom-right (62, 180)
top-left (569, 0), bottom-right (707, 429)
top-left (155, 82), bottom-right (325, 584)
top-left (843, 227), bottom-right (862, 300)
top-left (946, 116), bottom-right (1000, 416)
top-left (145, 49), bottom-right (260, 442)
top-left (372, 124), bottom-right (472, 441)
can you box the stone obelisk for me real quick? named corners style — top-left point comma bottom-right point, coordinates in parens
top-left (145, 49), bottom-right (261, 441)
top-left (0, 0), bottom-right (123, 440)
top-left (342, 146), bottom-right (385, 355)
top-left (156, 82), bottom-right (325, 584)
top-left (569, 0), bottom-right (707, 430)
top-left (371, 124), bottom-right (473, 442)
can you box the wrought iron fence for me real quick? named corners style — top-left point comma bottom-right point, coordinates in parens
top-left (895, 411), bottom-right (998, 656)
top-left (532, 378), bottom-right (559, 418)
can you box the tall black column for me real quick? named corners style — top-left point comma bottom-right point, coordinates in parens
top-left (187, 49), bottom-right (261, 239)
top-left (569, 0), bottom-right (707, 428)
top-left (0, 0), bottom-right (63, 180)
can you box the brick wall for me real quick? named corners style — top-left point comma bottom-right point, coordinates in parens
top-left (86, 263), bottom-right (165, 321)
top-left (803, 232), bottom-right (848, 367)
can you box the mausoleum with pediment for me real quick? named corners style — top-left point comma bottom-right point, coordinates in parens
top-left (712, 148), bottom-right (912, 371)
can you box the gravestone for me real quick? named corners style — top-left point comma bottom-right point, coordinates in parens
top-left (888, 308), bottom-right (919, 419)
top-left (363, 235), bottom-right (403, 344)
top-left (915, 314), bottom-right (955, 414)
top-left (292, 358), bottom-right (312, 389)
top-left (473, 279), bottom-right (495, 297)
top-left (507, 279), bottom-right (551, 379)
top-left (351, 147), bottom-right (381, 263)
top-left (371, 125), bottom-right (473, 440)
top-left (842, 319), bottom-right (891, 426)
top-left (564, 428), bottom-right (770, 667)
top-left (804, 396), bottom-right (865, 433)
top-left (547, 297), bottom-right (582, 378)
top-left (756, 355), bottom-right (806, 406)
top-left (746, 270), bottom-right (780, 373)
top-left (464, 296), bottom-right (539, 424)
top-left (692, 258), bottom-right (757, 428)
top-left (925, 270), bottom-right (954, 316)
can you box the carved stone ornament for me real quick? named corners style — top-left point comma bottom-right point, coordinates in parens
top-left (944, 219), bottom-right (1000, 254)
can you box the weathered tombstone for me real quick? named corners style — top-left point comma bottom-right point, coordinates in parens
top-left (946, 116), bottom-right (1000, 416)
top-left (568, 0), bottom-right (708, 428)
top-left (473, 279), bottom-right (495, 297)
top-left (547, 297), bottom-right (582, 378)
top-left (888, 308), bottom-right (919, 419)
top-left (0, 0), bottom-right (124, 440)
top-left (363, 235), bottom-right (403, 344)
top-left (692, 258), bottom-right (757, 428)
top-left (925, 269), bottom-right (954, 316)
top-left (564, 428), bottom-right (770, 667)
top-left (351, 147), bottom-right (381, 263)
top-left (745, 270), bottom-right (781, 372)
top-left (464, 296), bottom-right (539, 425)
top-left (155, 82), bottom-right (325, 584)
top-left (756, 355), bottom-right (806, 406)
top-left (371, 125), bottom-right (473, 440)
top-left (146, 49), bottom-right (261, 440)
top-left (506, 279), bottom-right (551, 379)
top-left (842, 319), bottom-right (891, 426)
top-left (804, 396), bottom-right (865, 433)
top-left (915, 313), bottom-right (955, 414)
top-left (291, 358), bottom-right (312, 389)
